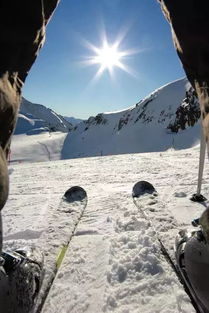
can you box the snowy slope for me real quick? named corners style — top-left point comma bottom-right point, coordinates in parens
top-left (62, 78), bottom-right (200, 159)
top-left (10, 132), bottom-right (67, 163)
top-left (14, 97), bottom-right (73, 135)
top-left (4, 146), bottom-right (208, 313)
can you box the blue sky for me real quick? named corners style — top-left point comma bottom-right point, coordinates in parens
top-left (23, 0), bottom-right (185, 119)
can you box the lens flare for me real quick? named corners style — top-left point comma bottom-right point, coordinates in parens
top-left (93, 42), bottom-right (122, 70)
top-left (80, 29), bottom-right (140, 82)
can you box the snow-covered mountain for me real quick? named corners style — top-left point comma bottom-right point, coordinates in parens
top-left (64, 116), bottom-right (83, 126)
top-left (62, 78), bottom-right (201, 159)
top-left (15, 98), bottom-right (73, 135)
top-left (12, 78), bottom-right (201, 162)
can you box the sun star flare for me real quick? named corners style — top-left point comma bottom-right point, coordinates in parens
top-left (81, 34), bottom-right (138, 82)
top-left (93, 43), bottom-right (123, 71)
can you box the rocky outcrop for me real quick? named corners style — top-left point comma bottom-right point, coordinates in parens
top-left (167, 88), bottom-right (200, 133)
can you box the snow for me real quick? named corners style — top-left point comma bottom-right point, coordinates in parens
top-left (3, 77), bottom-right (207, 311)
top-left (10, 132), bottom-right (67, 163)
top-left (15, 97), bottom-right (72, 135)
top-left (3, 145), bottom-right (208, 312)
top-left (10, 77), bottom-right (201, 164)
top-left (62, 78), bottom-right (201, 159)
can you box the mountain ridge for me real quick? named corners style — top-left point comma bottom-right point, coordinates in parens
top-left (12, 77), bottom-right (201, 162)
top-left (61, 77), bottom-right (201, 159)
top-left (15, 98), bottom-right (73, 135)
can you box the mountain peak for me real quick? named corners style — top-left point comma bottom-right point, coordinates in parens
top-left (15, 98), bottom-right (73, 135)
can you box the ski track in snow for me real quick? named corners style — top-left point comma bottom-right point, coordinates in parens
top-left (3, 147), bottom-right (209, 312)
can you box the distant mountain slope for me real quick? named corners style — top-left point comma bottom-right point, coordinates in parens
top-left (64, 116), bottom-right (83, 126)
top-left (61, 78), bottom-right (201, 159)
top-left (14, 98), bottom-right (73, 135)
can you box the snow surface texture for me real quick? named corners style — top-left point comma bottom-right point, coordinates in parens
top-left (4, 145), bottom-right (209, 312)
top-left (15, 98), bottom-right (72, 135)
top-left (11, 78), bottom-right (201, 164)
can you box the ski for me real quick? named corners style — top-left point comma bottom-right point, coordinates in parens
top-left (132, 181), bottom-right (207, 313)
top-left (34, 186), bottom-right (87, 313)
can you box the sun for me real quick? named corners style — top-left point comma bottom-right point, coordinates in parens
top-left (87, 40), bottom-right (128, 79)
top-left (80, 31), bottom-right (139, 82)
top-left (93, 42), bottom-right (123, 71)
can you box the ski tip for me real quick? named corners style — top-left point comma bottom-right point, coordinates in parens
top-left (132, 181), bottom-right (156, 198)
top-left (190, 193), bottom-right (207, 203)
top-left (191, 218), bottom-right (200, 227)
top-left (64, 186), bottom-right (87, 203)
